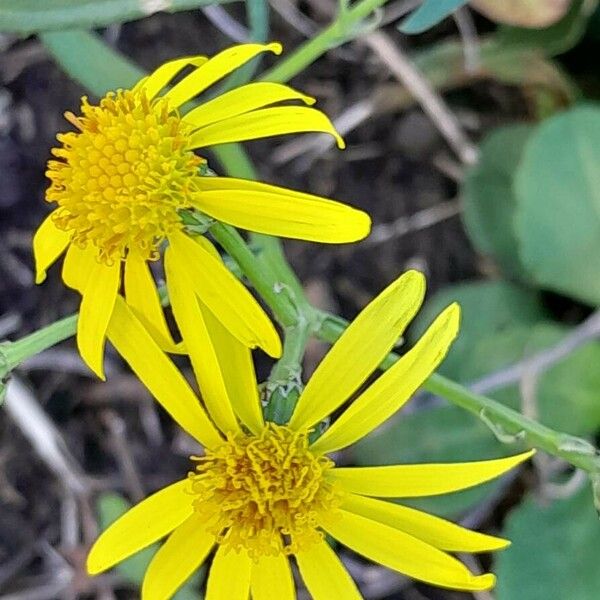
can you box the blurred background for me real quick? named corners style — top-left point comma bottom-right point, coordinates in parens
top-left (1, 0), bottom-right (600, 598)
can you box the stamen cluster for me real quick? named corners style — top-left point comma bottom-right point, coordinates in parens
top-left (46, 90), bottom-right (203, 263)
top-left (189, 424), bottom-right (342, 558)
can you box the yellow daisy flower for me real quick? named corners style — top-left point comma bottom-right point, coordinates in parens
top-left (87, 271), bottom-right (533, 598)
top-left (32, 42), bottom-right (370, 378)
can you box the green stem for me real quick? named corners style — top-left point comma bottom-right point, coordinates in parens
top-left (261, 0), bottom-right (389, 83)
top-left (263, 319), bottom-right (312, 425)
top-left (1, 314), bottom-right (77, 376)
top-left (208, 222), bottom-right (303, 328)
top-left (317, 312), bottom-right (600, 476)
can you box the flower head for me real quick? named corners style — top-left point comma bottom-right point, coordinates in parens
top-left (33, 43), bottom-right (371, 378)
top-left (87, 271), bottom-right (533, 598)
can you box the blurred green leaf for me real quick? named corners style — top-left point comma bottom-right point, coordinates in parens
top-left (0, 0), bottom-right (237, 35)
top-left (496, 487), bottom-right (600, 600)
top-left (460, 322), bottom-right (600, 437)
top-left (399, 0), bottom-right (468, 34)
top-left (462, 124), bottom-right (533, 278)
top-left (410, 280), bottom-right (548, 377)
top-left (515, 104), bottom-right (600, 305)
top-left (97, 493), bottom-right (202, 599)
top-left (40, 30), bottom-right (143, 96)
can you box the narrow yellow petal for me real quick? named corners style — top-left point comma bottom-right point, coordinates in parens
top-left (311, 304), bottom-right (460, 454)
top-left (182, 81), bottom-right (314, 129)
top-left (206, 546), bottom-right (252, 600)
top-left (341, 494), bottom-right (509, 553)
top-left (250, 554), bottom-right (295, 600)
top-left (323, 510), bottom-right (496, 592)
top-left (87, 479), bottom-right (191, 575)
top-left (189, 106), bottom-right (344, 149)
top-left (327, 450), bottom-right (535, 498)
top-left (138, 55), bottom-right (208, 100)
top-left (191, 177), bottom-right (370, 243)
top-left (295, 539), bottom-right (362, 600)
top-left (164, 247), bottom-right (241, 436)
top-left (168, 231), bottom-right (281, 358)
top-left (62, 244), bottom-right (95, 292)
top-left (77, 260), bottom-right (120, 379)
top-left (289, 271), bottom-right (426, 431)
top-left (142, 513), bottom-right (214, 600)
top-left (124, 253), bottom-right (183, 354)
top-left (33, 213), bottom-right (70, 284)
top-left (199, 299), bottom-right (263, 434)
top-left (107, 296), bottom-right (223, 449)
top-left (164, 43), bottom-right (282, 108)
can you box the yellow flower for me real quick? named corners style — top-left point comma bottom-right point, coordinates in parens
top-left (87, 271), bottom-right (533, 598)
top-left (32, 43), bottom-right (371, 378)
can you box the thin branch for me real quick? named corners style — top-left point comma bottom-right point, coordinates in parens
top-left (363, 30), bottom-right (479, 165)
top-left (471, 310), bottom-right (600, 395)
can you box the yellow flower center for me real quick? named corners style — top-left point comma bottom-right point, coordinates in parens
top-left (46, 90), bottom-right (203, 263)
top-left (189, 424), bottom-right (342, 559)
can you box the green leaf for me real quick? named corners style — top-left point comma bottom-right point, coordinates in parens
top-left (409, 280), bottom-right (548, 378)
top-left (515, 104), bottom-right (600, 305)
top-left (462, 124), bottom-right (533, 278)
top-left (399, 0), bottom-right (468, 34)
top-left (0, 0), bottom-right (238, 35)
top-left (496, 487), bottom-right (600, 600)
top-left (97, 493), bottom-right (202, 599)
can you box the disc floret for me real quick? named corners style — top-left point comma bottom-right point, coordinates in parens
top-left (189, 423), bottom-right (342, 559)
top-left (46, 89), bottom-right (203, 263)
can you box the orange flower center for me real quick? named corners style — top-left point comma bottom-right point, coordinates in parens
top-left (189, 423), bottom-right (342, 559)
top-left (46, 90), bottom-right (204, 263)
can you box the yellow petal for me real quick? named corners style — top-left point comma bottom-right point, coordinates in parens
top-left (164, 43), bottom-right (282, 108)
top-left (191, 177), bottom-right (370, 243)
top-left (323, 510), bottom-right (495, 592)
top-left (341, 494), bottom-right (509, 553)
top-left (138, 55), bottom-right (208, 100)
top-left (87, 479), bottom-right (192, 575)
top-left (250, 554), bottom-right (295, 600)
top-left (206, 546), bottom-right (252, 600)
top-left (164, 247), bottom-right (240, 436)
top-left (295, 539), bottom-right (361, 600)
top-left (124, 253), bottom-right (183, 354)
top-left (189, 106), bottom-right (344, 149)
top-left (33, 213), bottom-right (70, 284)
top-left (142, 513), bottom-right (214, 600)
top-left (77, 260), bottom-right (120, 379)
top-left (168, 231), bottom-right (281, 358)
top-left (182, 81), bottom-right (314, 129)
top-left (62, 244), bottom-right (95, 292)
top-left (289, 271), bottom-right (426, 431)
top-left (199, 299), bottom-right (263, 434)
top-left (107, 296), bottom-right (223, 449)
top-left (328, 450), bottom-right (535, 498)
top-left (311, 304), bottom-right (460, 454)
